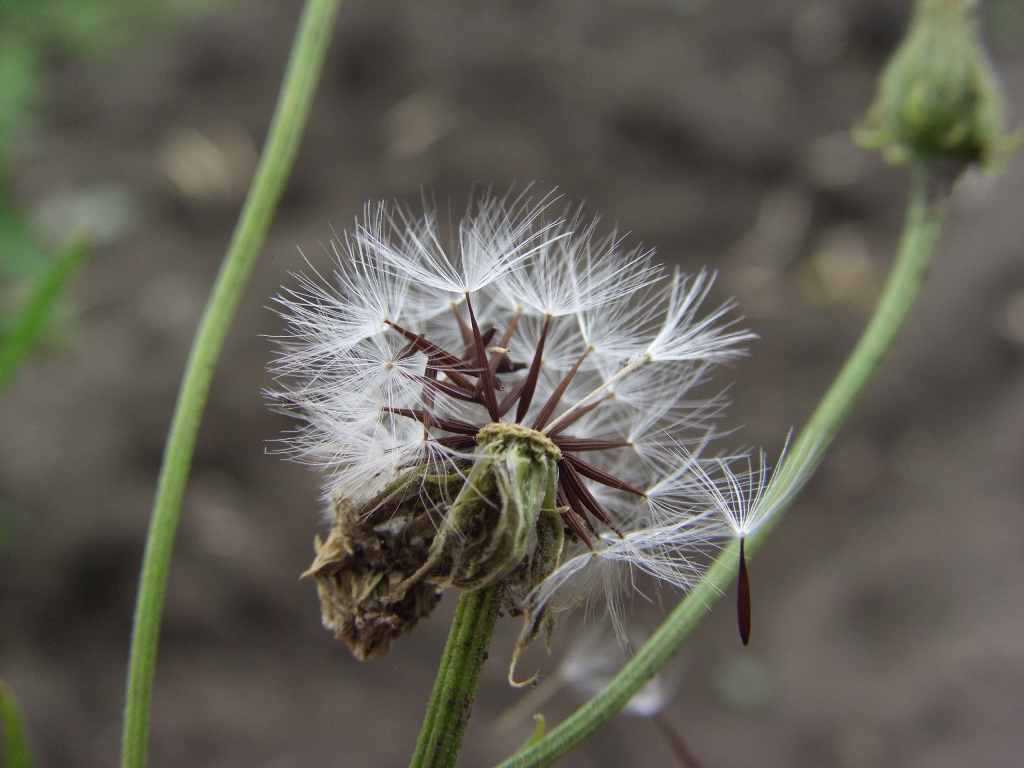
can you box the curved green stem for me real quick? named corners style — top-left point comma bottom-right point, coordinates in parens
top-left (410, 586), bottom-right (502, 768)
top-left (496, 162), bottom-right (949, 768)
top-left (119, 2), bottom-right (342, 766)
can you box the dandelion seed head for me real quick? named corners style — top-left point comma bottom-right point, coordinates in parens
top-left (269, 193), bottom-right (767, 661)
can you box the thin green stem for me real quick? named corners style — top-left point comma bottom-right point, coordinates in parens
top-left (496, 162), bottom-right (949, 768)
top-left (761, 163), bottom-right (949, 507)
top-left (410, 586), bottom-right (502, 768)
top-left (119, 2), bottom-right (342, 767)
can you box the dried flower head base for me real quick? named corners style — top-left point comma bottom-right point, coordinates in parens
top-left (272, 193), bottom-right (773, 669)
top-left (301, 472), bottom-right (455, 660)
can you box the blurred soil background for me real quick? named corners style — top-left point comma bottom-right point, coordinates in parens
top-left (1, 1), bottom-right (1024, 766)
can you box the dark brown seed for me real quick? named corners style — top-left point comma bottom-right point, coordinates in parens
top-left (558, 458), bottom-right (622, 534)
top-left (382, 407), bottom-right (479, 435)
top-left (562, 453), bottom-right (646, 496)
top-left (737, 537), bottom-right (751, 646)
top-left (530, 347), bottom-right (590, 431)
top-left (464, 294), bottom-right (500, 421)
top-left (497, 377), bottom-right (529, 417)
top-left (385, 320), bottom-right (479, 389)
top-left (515, 313), bottom-right (552, 423)
top-left (551, 437), bottom-right (632, 452)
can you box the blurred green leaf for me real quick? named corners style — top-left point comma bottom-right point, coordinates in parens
top-left (0, 0), bottom-right (217, 279)
top-left (0, 198), bottom-right (48, 281)
top-left (0, 32), bottom-right (39, 154)
top-left (2, 0), bottom-right (214, 58)
top-left (0, 237), bottom-right (88, 394)
top-left (0, 680), bottom-right (34, 768)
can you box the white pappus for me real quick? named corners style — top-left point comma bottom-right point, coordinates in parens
top-left (268, 190), bottom-right (794, 671)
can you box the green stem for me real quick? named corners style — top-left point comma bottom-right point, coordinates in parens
top-left (410, 586), bottom-right (502, 768)
top-left (496, 162), bottom-right (949, 768)
top-left (119, 2), bottom-right (342, 767)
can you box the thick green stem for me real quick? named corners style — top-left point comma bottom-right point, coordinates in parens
top-left (496, 162), bottom-right (949, 768)
top-left (119, 2), bottom-right (342, 767)
top-left (410, 586), bottom-right (502, 768)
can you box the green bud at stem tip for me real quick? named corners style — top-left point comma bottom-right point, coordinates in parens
top-left (855, 0), bottom-right (1022, 176)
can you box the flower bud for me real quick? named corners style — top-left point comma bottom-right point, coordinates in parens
top-left (855, 0), bottom-right (1021, 172)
